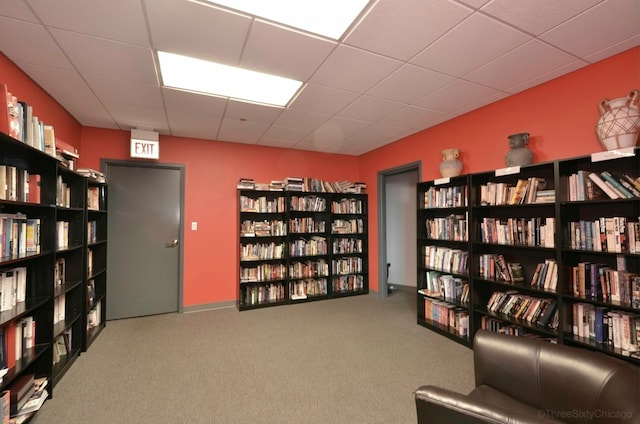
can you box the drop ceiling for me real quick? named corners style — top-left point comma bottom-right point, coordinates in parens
top-left (0, 0), bottom-right (638, 156)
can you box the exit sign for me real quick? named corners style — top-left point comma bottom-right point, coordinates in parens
top-left (130, 138), bottom-right (159, 159)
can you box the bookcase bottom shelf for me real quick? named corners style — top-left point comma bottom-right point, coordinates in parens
top-left (417, 318), bottom-right (471, 347)
top-left (237, 289), bottom-right (369, 311)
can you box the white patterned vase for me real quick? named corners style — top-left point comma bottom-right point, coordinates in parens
top-left (596, 89), bottom-right (640, 151)
top-left (439, 148), bottom-right (463, 177)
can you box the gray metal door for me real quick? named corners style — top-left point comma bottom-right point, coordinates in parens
top-left (104, 161), bottom-right (183, 320)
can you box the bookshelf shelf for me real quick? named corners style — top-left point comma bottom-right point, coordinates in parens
top-left (417, 147), bottom-right (640, 364)
top-left (237, 190), bottom-right (368, 310)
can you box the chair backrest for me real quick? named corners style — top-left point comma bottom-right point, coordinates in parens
top-left (473, 330), bottom-right (640, 424)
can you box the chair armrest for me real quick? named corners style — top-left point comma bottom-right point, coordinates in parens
top-left (415, 385), bottom-right (562, 424)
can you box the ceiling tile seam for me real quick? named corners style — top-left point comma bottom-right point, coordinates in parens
top-left (471, 7), bottom-right (590, 64)
top-left (19, 0), bottom-right (122, 130)
top-left (338, 0), bottom-right (379, 43)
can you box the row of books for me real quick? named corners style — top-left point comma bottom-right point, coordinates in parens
top-left (570, 263), bottom-right (639, 307)
top-left (332, 238), bottom-right (363, 254)
top-left (479, 176), bottom-right (550, 206)
top-left (331, 218), bottom-right (364, 234)
top-left (332, 274), bottom-right (365, 293)
top-left (331, 198), bottom-right (363, 214)
top-left (240, 263), bottom-right (287, 283)
top-left (423, 185), bottom-right (467, 208)
top-left (87, 301), bottom-right (102, 332)
top-left (56, 220), bottom-right (69, 250)
top-left (53, 294), bottom-right (66, 326)
top-left (241, 283), bottom-right (286, 306)
top-left (487, 290), bottom-right (558, 329)
top-left (240, 220), bottom-right (287, 237)
top-left (53, 329), bottom-right (72, 366)
top-left (240, 242), bottom-right (285, 261)
top-left (425, 213), bottom-right (468, 242)
top-left (332, 257), bottom-right (363, 275)
top-left (423, 298), bottom-right (469, 337)
top-left (290, 279), bottom-right (327, 300)
top-left (290, 236), bottom-right (328, 257)
top-left (530, 260), bottom-right (558, 291)
top-left (568, 170), bottom-right (640, 201)
top-left (2, 375), bottom-right (48, 422)
top-left (290, 195), bottom-right (327, 212)
top-left (420, 271), bottom-right (470, 304)
top-left (479, 216), bottom-right (555, 248)
top-left (1, 83), bottom-right (57, 158)
top-left (289, 217), bottom-right (325, 234)
top-left (239, 195), bottom-right (286, 213)
top-left (423, 245), bottom-right (468, 275)
top-left (290, 259), bottom-right (329, 279)
top-left (567, 217), bottom-right (639, 253)
top-left (479, 317), bottom-right (558, 343)
top-left (77, 168), bottom-right (106, 183)
top-left (0, 267), bottom-right (27, 312)
top-left (1, 214), bottom-right (41, 259)
top-left (0, 316), bottom-right (36, 372)
top-left (238, 177), bottom-right (367, 193)
top-left (571, 303), bottom-right (639, 356)
top-left (87, 186), bottom-right (103, 210)
top-left (0, 166), bottom-right (41, 204)
top-left (55, 175), bottom-right (71, 208)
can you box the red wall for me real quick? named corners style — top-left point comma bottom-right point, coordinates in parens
top-left (3, 47), bottom-right (639, 307)
top-left (78, 128), bottom-right (360, 305)
top-left (0, 53), bottom-right (81, 147)
top-left (358, 46), bottom-right (640, 293)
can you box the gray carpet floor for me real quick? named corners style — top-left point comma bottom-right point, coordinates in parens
top-left (32, 290), bottom-right (474, 424)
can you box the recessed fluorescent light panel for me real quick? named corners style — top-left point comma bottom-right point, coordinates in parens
top-left (204, 0), bottom-right (369, 39)
top-left (157, 51), bottom-right (303, 107)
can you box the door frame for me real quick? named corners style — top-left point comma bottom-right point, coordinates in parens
top-left (101, 158), bottom-right (186, 314)
top-left (377, 161), bottom-right (421, 298)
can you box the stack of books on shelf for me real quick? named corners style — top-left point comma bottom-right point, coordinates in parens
top-left (569, 170), bottom-right (640, 200)
top-left (237, 177), bottom-right (367, 193)
top-left (487, 290), bottom-right (558, 329)
top-left (567, 217), bottom-right (639, 253)
top-left (479, 177), bottom-right (548, 205)
top-left (76, 168), bottom-right (106, 183)
top-left (570, 263), bottom-right (638, 305)
top-left (571, 303), bottom-right (639, 357)
top-left (423, 184), bottom-right (467, 208)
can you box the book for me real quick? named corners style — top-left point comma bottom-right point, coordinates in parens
top-left (587, 172), bottom-right (619, 199)
top-left (8, 374), bottom-right (34, 415)
top-left (600, 171), bottom-right (634, 198)
top-left (507, 262), bottom-right (524, 282)
top-left (42, 125), bottom-right (56, 157)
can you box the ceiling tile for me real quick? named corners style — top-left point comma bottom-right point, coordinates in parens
top-left (507, 60), bottom-right (587, 93)
top-left (345, 0), bottom-right (472, 61)
top-left (258, 126), bottom-right (308, 148)
top-left (14, 61), bottom-right (93, 99)
top-left (414, 79), bottom-right (504, 114)
top-left (539, 0), bottom-right (640, 58)
top-left (104, 102), bottom-right (169, 133)
top-left (51, 28), bottom-right (157, 83)
top-left (584, 35), bottom-right (640, 63)
top-left (464, 40), bottom-right (577, 92)
top-left (84, 74), bottom-right (163, 109)
top-left (218, 119), bottom-right (269, 144)
top-left (162, 88), bottom-right (226, 139)
top-left (0, 1), bottom-right (39, 23)
top-left (411, 14), bottom-right (530, 76)
top-left (367, 64), bottom-right (456, 103)
top-left (481, 0), bottom-right (601, 35)
top-left (271, 109), bottom-right (331, 132)
top-left (0, 17), bottom-right (72, 68)
top-left (290, 84), bottom-right (360, 115)
top-left (457, 0), bottom-right (491, 8)
top-left (297, 116), bottom-right (371, 150)
top-left (144, 0), bottom-right (251, 66)
top-left (382, 105), bottom-right (451, 129)
top-left (50, 93), bottom-right (117, 129)
top-left (224, 99), bottom-right (283, 125)
top-left (338, 95), bottom-right (405, 122)
top-left (241, 20), bottom-right (336, 81)
top-left (27, 0), bottom-right (150, 46)
top-left (310, 45), bottom-right (402, 93)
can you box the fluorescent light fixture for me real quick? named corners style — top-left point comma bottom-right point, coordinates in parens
top-left (204, 0), bottom-right (369, 39)
top-left (158, 51), bottom-right (303, 107)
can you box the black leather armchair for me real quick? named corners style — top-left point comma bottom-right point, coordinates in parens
top-left (415, 330), bottom-right (640, 424)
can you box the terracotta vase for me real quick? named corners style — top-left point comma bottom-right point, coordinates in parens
top-left (505, 132), bottom-right (533, 167)
top-left (596, 89), bottom-right (640, 151)
top-left (439, 148), bottom-right (463, 177)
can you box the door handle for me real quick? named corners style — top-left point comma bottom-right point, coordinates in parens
top-left (165, 239), bottom-right (179, 248)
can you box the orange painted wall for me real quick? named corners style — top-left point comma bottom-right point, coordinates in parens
top-left (359, 46), bottom-right (640, 293)
top-left (78, 128), bottom-right (360, 305)
top-left (0, 53), bottom-right (81, 146)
